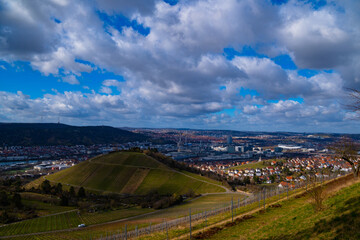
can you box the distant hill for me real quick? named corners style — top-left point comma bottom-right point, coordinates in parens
top-left (28, 151), bottom-right (226, 195)
top-left (0, 123), bottom-right (149, 146)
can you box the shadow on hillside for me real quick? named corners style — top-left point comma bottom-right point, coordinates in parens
top-left (263, 195), bottom-right (360, 240)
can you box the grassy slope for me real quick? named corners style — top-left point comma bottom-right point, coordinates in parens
top-left (29, 152), bottom-right (225, 195)
top-left (206, 180), bottom-right (360, 240)
top-left (230, 161), bottom-right (267, 170)
top-left (4, 193), bottom-right (244, 240)
top-left (0, 211), bottom-right (81, 236)
top-left (230, 159), bottom-right (282, 170)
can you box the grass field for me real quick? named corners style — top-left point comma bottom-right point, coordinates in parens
top-left (27, 152), bottom-right (226, 195)
top-left (230, 159), bottom-right (282, 170)
top-left (80, 207), bottom-right (154, 225)
top-left (22, 199), bottom-right (75, 216)
top-left (0, 210), bottom-right (81, 236)
top-left (7, 176), bottom-right (359, 240)
top-left (0, 206), bottom-right (153, 237)
top-left (201, 180), bottom-right (360, 240)
top-left (1, 193), bottom-right (244, 240)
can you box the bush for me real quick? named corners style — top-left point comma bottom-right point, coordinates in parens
top-left (41, 180), bottom-right (51, 194)
top-left (307, 180), bottom-right (327, 212)
top-left (77, 187), bottom-right (86, 198)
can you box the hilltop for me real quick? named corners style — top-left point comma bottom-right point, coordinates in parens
top-left (0, 123), bottom-right (148, 146)
top-left (29, 151), bottom-right (226, 195)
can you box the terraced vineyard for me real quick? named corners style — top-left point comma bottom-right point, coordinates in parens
top-left (81, 207), bottom-right (153, 225)
top-left (28, 152), bottom-right (226, 195)
top-left (0, 210), bottom-right (81, 236)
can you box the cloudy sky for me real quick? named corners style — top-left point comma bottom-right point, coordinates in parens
top-left (0, 0), bottom-right (360, 133)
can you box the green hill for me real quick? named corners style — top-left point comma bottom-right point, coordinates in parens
top-left (30, 152), bottom-right (226, 195)
top-left (195, 176), bottom-right (360, 240)
top-left (0, 123), bottom-right (148, 146)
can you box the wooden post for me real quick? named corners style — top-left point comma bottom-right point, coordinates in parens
top-left (263, 189), bottom-right (265, 210)
top-left (287, 185), bottom-right (289, 199)
top-left (205, 210), bottom-right (207, 227)
top-left (125, 224), bottom-right (127, 240)
top-left (166, 221), bottom-right (169, 240)
top-left (189, 208), bottom-right (192, 240)
top-left (231, 197), bottom-right (234, 222)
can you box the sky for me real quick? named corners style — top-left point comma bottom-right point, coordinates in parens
top-left (0, 0), bottom-right (360, 133)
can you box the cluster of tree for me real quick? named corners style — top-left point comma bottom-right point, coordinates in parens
top-left (140, 191), bottom-right (184, 209)
top-left (0, 176), bottom-right (23, 192)
top-left (37, 180), bottom-right (190, 212)
top-left (0, 191), bottom-right (23, 223)
top-left (30, 180), bottom-right (86, 206)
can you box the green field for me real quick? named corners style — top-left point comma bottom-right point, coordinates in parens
top-left (1, 193), bottom-right (244, 240)
top-left (0, 210), bottom-right (81, 236)
top-left (203, 181), bottom-right (360, 240)
top-left (81, 207), bottom-right (154, 225)
top-left (0, 206), bottom-right (153, 237)
top-left (0, 193), bottom-right (243, 239)
top-left (28, 152), bottom-right (226, 195)
top-left (230, 159), bottom-right (282, 170)
top-left (2, 152), bottom-right (229, 239)
top-left (6, 175), bottom-right (359, 240)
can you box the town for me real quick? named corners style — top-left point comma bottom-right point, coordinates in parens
top-left (1, 129), bottom-right (355, 190)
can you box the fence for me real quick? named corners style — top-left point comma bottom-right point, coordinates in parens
top-left (95, 171), bottom-right (347, 240)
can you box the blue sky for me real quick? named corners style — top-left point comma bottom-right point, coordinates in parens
top-left (0, 0), bottom-right (360, 133)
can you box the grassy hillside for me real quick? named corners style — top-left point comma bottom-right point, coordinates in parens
top-left (230, 159), bottom-right (282, 170)
top-left (199, 179), bottom-right (360, 240)
top-left (30, 152), bottom-right (226, 195)
top-left (0, 123), bottom-right (148, 146)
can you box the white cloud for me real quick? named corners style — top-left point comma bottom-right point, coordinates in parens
top-left (100, 86), bottom-right (112, 94)
top-left (62, 74), bottom-right (80, 85)
top-left (0, 0), bottom-right (359, 132)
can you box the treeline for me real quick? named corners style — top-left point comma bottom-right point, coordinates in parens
top-left (34, 180), bottom-right (86, 206)
top-left (0, 177), bottom-right (30, 224)
top-left (0, 123), bottom-right (149, 146)
top-left (34, 179), bottom-right (193, 211)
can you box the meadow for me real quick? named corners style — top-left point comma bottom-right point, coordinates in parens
top-left (28, 152), bottom-right (226, 195)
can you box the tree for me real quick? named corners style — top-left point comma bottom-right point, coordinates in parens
top-left (41, 180), bottom-right (51, 194)
top-left (55, 183), bottom-right (63, 195)
top-left (0, 191), bottom-right (9, 206)
top-left (306, 175), bottom-right (326, 212)
top-left (60, 194), bottom-right (68, 206)
top-left (331, 137), bottom-right (359, 178)
top-left (269, 174), bottom-right (276, 183)
top-left (12, 193), bottom-right (22, 209)
top-left (77, 187), bottom-right (86, 198)
top-left (244, 176), bottom-right (251, 185)
top-left (346, 88), bottom-right (360, 112)
top-left (69, 186), bottom-right (75, 197)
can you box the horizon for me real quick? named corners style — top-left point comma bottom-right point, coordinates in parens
top-left (1, 121), bottom-right (360, 135)
top-left (1, 0), bottom-right (360, 133)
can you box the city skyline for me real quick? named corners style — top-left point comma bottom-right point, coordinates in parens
top-left (1, 0), bottom-right (360, 133)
